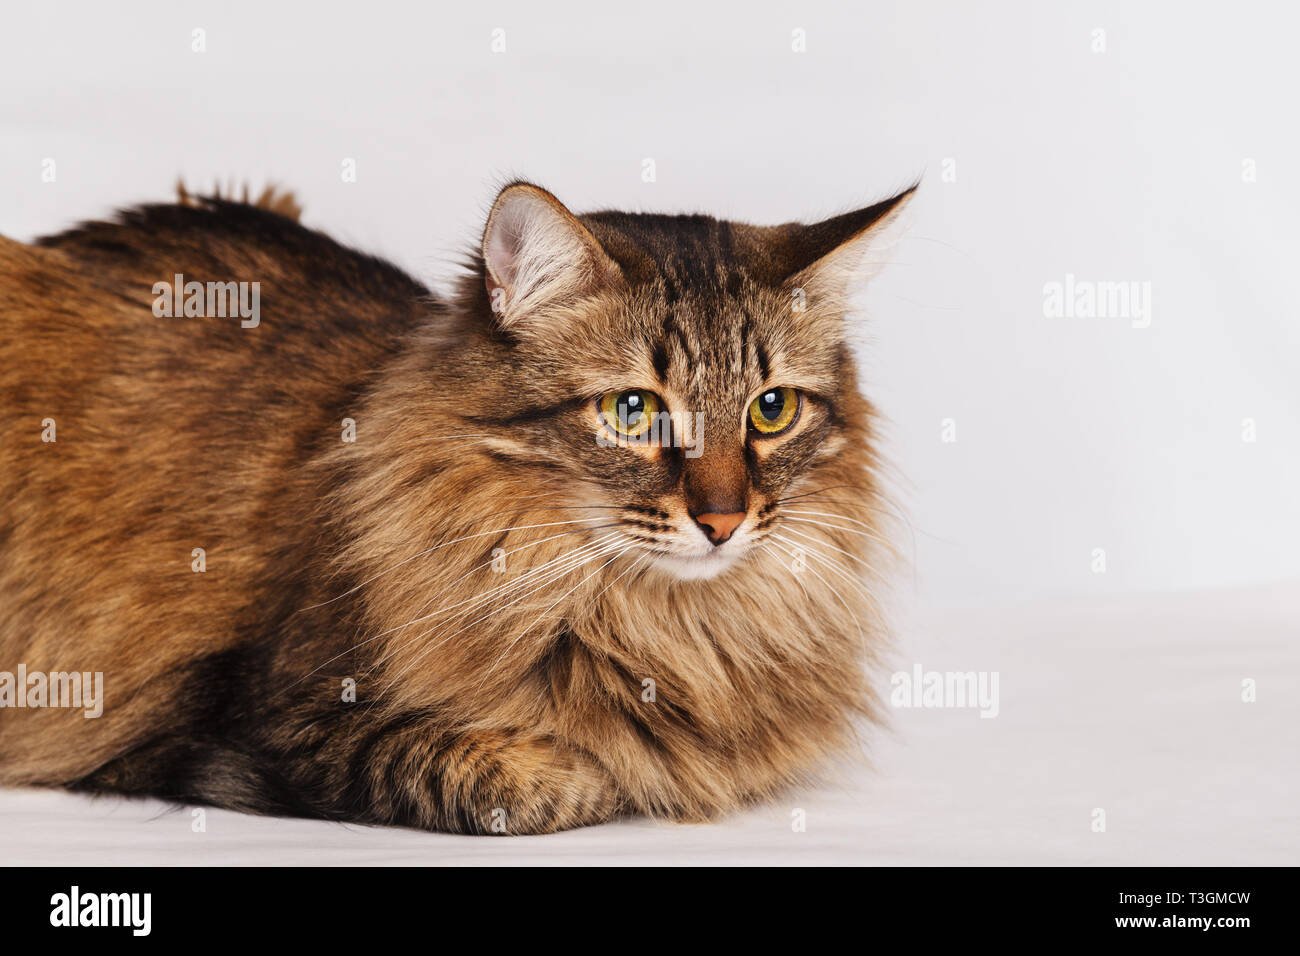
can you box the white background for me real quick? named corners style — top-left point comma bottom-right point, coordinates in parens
top-left (1, 1), bottom-right (1295, 865)
top-left (4, 0), bottom-right (1296, 610)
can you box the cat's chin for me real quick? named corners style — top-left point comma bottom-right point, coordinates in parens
top-left (646, 548), bottom-right (742, 581)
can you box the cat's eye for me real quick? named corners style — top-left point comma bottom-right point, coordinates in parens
top-left (748, 387), bottom-right (799, 435)
top-left (599, 389), bottom-right (661, 438)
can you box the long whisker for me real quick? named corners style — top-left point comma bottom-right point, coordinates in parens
top-left (768, 538), bottom-right (865, 641)
top-left (775, 485), bottom-right (865, 505)
top-left (370, 536), bottom-right (631, 707)
top-left (473, 540), bottom-right (635, 695)
top-left (783, 514), bottom-right (889, 545)
top-left (774, 526), bottom-right (882, 577)
top-left (278, 524), bottom-right (621, 694)
top-left (364, 524), bottom-right (624, 648)
top-left (364, 533), bottom-right (625, 678)
top-left (760, 541), bottom-right (811, 601)
top-left (769, 532), bottom-right (879, 609)
top-left (294, 515), bottom-right (609, 613)
top-left (589, 548), bottom-right (652, 604)
top-left (783, 509), bottom-right (882, 533)
top-left (769, 532), bottom-right (870, 595)
top-left (365, 531), bottom-right (626, 678)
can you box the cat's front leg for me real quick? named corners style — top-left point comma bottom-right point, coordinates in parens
top-left (441, 731), bottom-right (627, 835)
top-left (353, 725), bottom-right (625, 835)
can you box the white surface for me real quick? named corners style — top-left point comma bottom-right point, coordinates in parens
top-left (3, 582), bottom-right (1294, 866)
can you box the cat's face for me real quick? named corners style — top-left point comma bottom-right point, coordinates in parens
top-left (475, 183), bottom-right (911, 581)
top-left (521, 281), bottom-right (859, 580)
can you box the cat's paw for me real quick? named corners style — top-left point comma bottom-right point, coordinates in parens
top-left (439, 732), bottom-right (623, 835)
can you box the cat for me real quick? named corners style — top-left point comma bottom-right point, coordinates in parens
top-left (0, 179), bottom-right (912, 834)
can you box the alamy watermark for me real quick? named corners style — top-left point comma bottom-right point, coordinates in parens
top-left (50, 886), bottom-right (150, 936)
top-left (1043, 273), bottom-right (1151, 328)
top-left (0, 665), bottom-right (103, 718)
top-left (596, 409), bottom-right (704, 458)
top-left (152, 273), bottom-right (260, 328)
top-left (890, 663), bottom-right (999, 718)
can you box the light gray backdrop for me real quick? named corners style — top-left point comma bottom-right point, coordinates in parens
top-left (3, 0), bottom-right (1295, 611)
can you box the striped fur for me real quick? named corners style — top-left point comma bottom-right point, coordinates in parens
top-left (0, 180), bottom-right (912, 833)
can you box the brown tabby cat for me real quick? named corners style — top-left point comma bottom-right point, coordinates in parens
top-left (0, 180), bottom-right (911, 834)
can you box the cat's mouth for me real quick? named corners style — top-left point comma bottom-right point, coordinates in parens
top-left (612, 505), bottom-right (764, 581)
top-left (637, 525), bottom-right (760, 581)
top-left (645, 546), bottom-right (742, 581)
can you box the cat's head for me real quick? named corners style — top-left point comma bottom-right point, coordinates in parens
top-left (465, 181), bottom-right (912, 581)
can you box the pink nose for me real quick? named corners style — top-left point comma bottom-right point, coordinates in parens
top-left (692, 511), bottom-right (746, 545)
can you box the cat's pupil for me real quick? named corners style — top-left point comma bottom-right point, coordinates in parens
top-left (619, 391), bottom-right (643, 425)
top-left (758, 391), bottom-right (782, 420)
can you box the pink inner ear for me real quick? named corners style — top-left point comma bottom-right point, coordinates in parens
top-left (484, 191), bottom-right (558, 292)
top-left (480, 188), bottom-right (622, 323)
top-left (484, 208), bottom-right (524, 290)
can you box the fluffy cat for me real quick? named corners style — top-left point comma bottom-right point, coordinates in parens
top-left (0, 180), bottom-right (911, 833)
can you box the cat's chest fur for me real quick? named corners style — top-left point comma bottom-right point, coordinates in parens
top-left (350, 502), bottom-right (875, 816)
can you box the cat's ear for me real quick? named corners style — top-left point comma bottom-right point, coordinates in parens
top-left (481, 183), bottom-right (623, 330)
top-left (776, 184), bottom-right (917, 305)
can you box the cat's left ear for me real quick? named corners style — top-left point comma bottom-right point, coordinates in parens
top-left (776, 184), bottom-right (917, 305)
top-left (481, 183), bottom-right (623, 331)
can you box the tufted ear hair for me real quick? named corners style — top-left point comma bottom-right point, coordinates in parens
top-left (481, 182), bottom-right (624, 331)
top-left (768, 185), bottom-right (917, 304)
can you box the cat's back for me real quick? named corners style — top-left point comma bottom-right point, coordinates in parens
top-left (0, 196), bottom-right (440, 464)
top-left (7, 194), bottom-right (434, 361)
top-left (0, 196), bottom-right (441, 577)
top-left (0, 196), bottom-right (439, 781)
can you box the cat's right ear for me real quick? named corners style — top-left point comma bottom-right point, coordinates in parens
top-left (481, 183), bottom-right (622, 331)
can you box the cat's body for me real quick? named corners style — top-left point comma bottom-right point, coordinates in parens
top-left (0, 182), bottom-right (908, 833)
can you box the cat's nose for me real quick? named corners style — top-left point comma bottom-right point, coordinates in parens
top-left (691, 511), bottom-right (746, 545)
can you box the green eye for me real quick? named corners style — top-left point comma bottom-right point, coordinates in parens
top-left (748, 387), bottom-right (799, 435)
top-left (599, 390), bottom-right (660, 438)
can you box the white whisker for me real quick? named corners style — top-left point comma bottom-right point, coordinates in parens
top-left (783, 509), bottom-right (885, 536)
top-left (280, 525), bottom-right (617, 693)
top-left (365, 533), bottom-right (624, 677)
top-left (474, 540), bottom-right (635, 695)
top-left (366, 536), bottom-right (630, 703)
top-left (294, 515), bottom-right (609, 613)
top-left (770, 532), bottom-right (878, 609)
top-left (774, 525), bottom-right (882, 578)
top-left (768, 538), bottom-right (865, 641)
